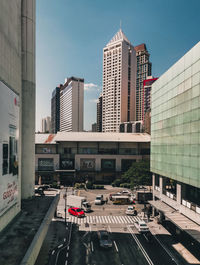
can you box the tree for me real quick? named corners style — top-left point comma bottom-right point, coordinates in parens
top-left (122, 160), bottom-right (152, 188)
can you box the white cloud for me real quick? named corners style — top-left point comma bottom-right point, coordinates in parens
top-left (84, 83), bottom-right (98, 91)
top-left (89, 98), bottom-right (99, 103)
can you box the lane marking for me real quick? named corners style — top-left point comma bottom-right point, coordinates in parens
top-left (65, 260), bottom-right (68, 265)
top-left (58, 244), bottom-right (63, 248)
top-left (91, 241), bottom-right (94, 252)
top-left (52, 250), bottom-right (55, 255)
top-left (66, 252), bottom-right (69, 257)
top-left (127, 225), bottom-right (154, 265)
top-left (114, 240), bottom-right (119, 253)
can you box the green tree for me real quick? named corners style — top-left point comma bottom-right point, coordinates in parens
top-left (122, 160), bottom-right (152, 187)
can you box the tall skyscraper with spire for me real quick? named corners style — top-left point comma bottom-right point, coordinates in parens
top-left (102, 29), bottom-right (136, 132)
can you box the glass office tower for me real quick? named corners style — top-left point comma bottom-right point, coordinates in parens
top-left (151, 42), bottom-right (200, 224)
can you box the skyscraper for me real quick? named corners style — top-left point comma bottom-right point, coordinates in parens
top-left (134, 44), bottom-right (152, 121)
top-left (102, 29), bottom-right (136, 132)
top-left (51, 85), bottom-right (61, 133)
top-left (97, 94), bottom-right (102, 132)
top-left (60, 77), bottom-right (84, 132)
top-left (41, 116), bottom-right (51, 133)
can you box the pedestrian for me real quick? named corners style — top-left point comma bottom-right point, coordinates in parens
top-left (106, 197), bottom-right (108, 204)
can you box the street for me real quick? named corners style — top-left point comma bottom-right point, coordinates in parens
top-left (44, 187), bottom-right (193, 265)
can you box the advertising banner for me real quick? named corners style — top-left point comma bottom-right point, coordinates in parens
top-left (80, 159), bottom-right (95, 171)
top-left (0, 81), bottom-right (19, 216)
top-left (61, 159), bottom-right (74, 170)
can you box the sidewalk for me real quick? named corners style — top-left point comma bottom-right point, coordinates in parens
top-left (148, 219), bottom-right (200, 264)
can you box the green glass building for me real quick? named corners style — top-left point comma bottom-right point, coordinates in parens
top-left (151, 42), bottom-right (200, 229)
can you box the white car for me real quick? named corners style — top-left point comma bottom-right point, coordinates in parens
top-left (95, 195), bottom-right (103, 205)
top-left (122, 190), bottom-right (131, 195)
top-left (134, 220), bottom-right (149, 233)
top-left (126, 206), bottom-right (136, 215)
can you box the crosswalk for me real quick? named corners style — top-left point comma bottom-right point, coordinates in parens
top-left (67, 215), bottom-right (140, 225)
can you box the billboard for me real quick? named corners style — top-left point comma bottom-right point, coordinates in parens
top-left (80, 159), bottom-right (95, 171)
top-left (0, 81), bottom-right (19, 217)
top-left (60, 158), bottom-right (74, 170)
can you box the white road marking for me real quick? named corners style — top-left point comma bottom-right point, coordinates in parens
top-left (66, 252), bottom-right (69, 257)
top-left (113, 216), bottom-right (118, 223)
top-left (104, 216), bottom-right (109, 223)
top-left (114, 240), bottom-right (119, 252)
top-left (68, 215), bottom-right (143, 224)
top-left (115, 216), bottom-right (121, 223)
top-left (58, 244), bottom-right (63, 248)
top-left (118, 216), bottom-right (124, 223)
top-left (65, 260), bottom-right (68, 265)
top-left (127, 225), bottom-right (154, 265)
top-left (124, 216), bottom-right (129, 224)
top-left (91, 241), bottom-right (94, 252)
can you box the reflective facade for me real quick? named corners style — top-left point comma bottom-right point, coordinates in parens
top-left (151, 42), bottom-right (200, 188)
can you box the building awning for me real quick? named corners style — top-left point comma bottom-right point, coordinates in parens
top-left (149, 200), bottom-right (200, 244)
top-left (55, 169), bottom-right (76, 172)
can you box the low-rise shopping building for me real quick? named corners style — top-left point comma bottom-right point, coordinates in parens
top-left (35, 132), bottom-right (150, 185)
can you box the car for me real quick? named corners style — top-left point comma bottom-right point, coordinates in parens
top-left (126, 205), bottom-right (137, 215)
top-left (97, 230), bottom-right (112, 248)
top-left (35, 188), bottom-right (44, 196)
top-left (134, 220), bottom-right (149, 233)
top-left (95, 195), bottom-right (103, 205)
top-left (122, 190), bottom-right (131, 195)
top-left (68, 207), bottom-right (85, 217)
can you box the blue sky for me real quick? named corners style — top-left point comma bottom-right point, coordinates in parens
top-left (36, 0), bottom-right (200, 131)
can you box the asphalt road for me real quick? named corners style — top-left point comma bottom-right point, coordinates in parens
top-left (55, 223), bottom-right (183, 265)
top-left (46, 187), bottom-right (192, 265)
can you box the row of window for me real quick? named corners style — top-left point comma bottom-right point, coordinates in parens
top-left (37, 158), bottom-right (137, 172)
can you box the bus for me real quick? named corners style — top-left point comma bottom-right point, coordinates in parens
top-left (112, 196), bottom-right (131, 205)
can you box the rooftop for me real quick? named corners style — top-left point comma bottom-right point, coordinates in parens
top-left (106, 29), bottom-right (131, 47)
top-left (134, 43), bottom-right (147, 52)
top-left (35, 132), bottom-right (150, 144)
top-left (35, 133), bottom-right (56, 144)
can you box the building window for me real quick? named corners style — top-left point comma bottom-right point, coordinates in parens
top-left (101, 159), bottom-right (116, 171)
top-left (38, 158), bottom-right (54, 171)
top-left (64, 148), bottom-right (71, 154)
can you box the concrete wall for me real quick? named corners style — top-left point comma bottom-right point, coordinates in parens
top-left (20, 194), bottom-right (60, 265)
top-left (0, 0), bottom-right (35, 231)
top-left (21, 0), bottom-right (36, 199)
top-left (0, 0), bottom-right (22, 232)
